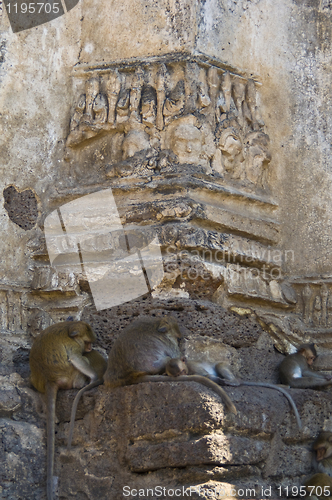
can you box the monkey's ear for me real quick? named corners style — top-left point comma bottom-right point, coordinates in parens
top-left (68, 330), bottom-right (79, 338)
top-left (158, 317), bottom-right (170, 333)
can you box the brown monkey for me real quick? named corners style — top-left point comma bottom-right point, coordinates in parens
top-left (29, 320), bottom-right (101, 500)
top-left (165, 356), bottom-right (188, 377)
top-left (168, 359), bottom-right (302, 430)
top-left (67, 349), bottom-right (107, 450)
top-left (279, 344), bottom-right (332, 389)
top-left (166, 358), bottom-right (240, 387)
top-left (312, 432), bottom-right (332, 474)
top-left (104, 316), bottom-right (237, 414)
top-left (304, 432), bottom-right (332, 499)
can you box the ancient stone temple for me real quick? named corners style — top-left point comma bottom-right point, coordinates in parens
top-left (2, 1), bottom-right (332, 499)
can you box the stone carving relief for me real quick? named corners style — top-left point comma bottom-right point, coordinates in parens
top-left (253, 280), bottom-right (332, 357)
top-left (66, 57), bottom-right (271, 190)
top-left (301, 283), bottom-right (331, 328)
top-left (0, 289), bottom-right (26, 332)
top-left (221, 263), bottom-right (297, 308)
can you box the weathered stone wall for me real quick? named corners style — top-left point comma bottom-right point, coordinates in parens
top-left (3, 297), bottom-right (332, 499)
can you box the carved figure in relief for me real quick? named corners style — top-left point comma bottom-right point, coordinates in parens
top-left (70, 94), bottom-right (86, 132)
top-left (92, 93), bottom-right (108, 126)
top-left (106, 69), bottom-right (122, 126)
top-left (66, 95), bottom-right (87, 147)
top-left (206, 66), bottom-right (219, 124)
top-left (214, 123), bottom-right (245, 179)
top-left (163, 80), bottom-right (185, 125)
top-left (116, 88), bottom-right (131, 124)
top-left (244, 79), bottom-right (264, 130)
top-left (245, 131), bottom-right (271, 187)
top-left (141, 85), bottom-right (157, 127)
top-left (197, 81), bottom-right (211, 110)
top-left (301, 283), bottom-right (331, 327)
top-left (129, 67), bottom-right (144, 121)
top-left (83, 77), bottom-right (99, 123)
top-left (156, 65), bottom-right (166, 131)
top-left (303, 284), bottom-right (313, 325)
top-left (232, 80), bottom-right (246, 127)
top-left (328, 295), bottom-right (332, 326)
top-left (122, 129), bottom-right (150, 159)
top-left (219, 71), bottom-right (232, 116)
top-left (313, 296), bottom-right (322, 327)
top-left (321, 284), bottom-right (329, 327)
top-left (66, 59), bottom-right (272, 189)
top-left (170, 120), bottom-right (203, 165)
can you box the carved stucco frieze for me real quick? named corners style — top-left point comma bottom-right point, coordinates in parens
top-left (28, 56), bottom-right (282, 334)
top-left (66, 56), bottom-right (271, 191)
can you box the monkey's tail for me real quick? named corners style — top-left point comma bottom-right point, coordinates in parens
top-left (242, 382), bottom-right (302, 431)
top-left (181, 375), bottom-right (237, 415)
top-left (138, 374), bottom-right (237, 414)
top-left (46, 382), bottom-right (58, 500)
top-left (67, 380), bottom-right (103, 450)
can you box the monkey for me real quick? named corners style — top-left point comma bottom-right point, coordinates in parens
top-left (67, 349), bottom-right (108, 450)
top-left (166, 358), bottom-right (240, 386)
top-left (166, 358), bottom-right (302, 431)
top-left (104, 316), bottom-right (237, 414)
top-left (312, 431), bottom-right (332, 474)
top-left (279, 344), bottom-right (332, 389)
top-left (29, 320), bottom-right (102, 500)
top-left (304, 474), bottom-right (332, 500)
top-left (304, 431), bottom-right (332, 499)
top-left (165, 356), bottom-right (188, 377)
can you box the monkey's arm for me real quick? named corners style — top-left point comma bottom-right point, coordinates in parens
top-left (187, 361), bottom-right (241, 387)
top-left (136, 374), bottom-right (237, 414)
top-left (302, 369), bottom-right (330, 380)
top-left (68, 353), bottom-right (99, 382)
top-left (241, 381), bottom-right (302, 431)
top-left (304, 472), bottom-right (332, 499)
top-left (214, 362), bottom-right (241, 386)
top-left (289, 376), bottom-right (332, 389)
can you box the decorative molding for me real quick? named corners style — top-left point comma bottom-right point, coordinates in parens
top-left (66, 54), bottom-right (271, 192)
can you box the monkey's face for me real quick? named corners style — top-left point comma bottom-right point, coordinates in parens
top-left (166, 358), bottom-right (188, 377)
top-left (300, 348), bottom-right (316, 366)
top-left (68, 322), bottom-right (96, 353)
top-left (305, 350), bottom-right (316, 366)
top-left (314, 433), bottom-right (332, 461)
top-left (316, 445), bottom-right (327, 461)
top-left (158, 317), bottom-right (182, 340)
top-left (84, 341), bottom-right (93, 352)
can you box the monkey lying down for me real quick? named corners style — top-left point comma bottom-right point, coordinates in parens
top-left (102, 315), bottom-right (301, 430)
top-left (279, 344), bottom-right (332, 389)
